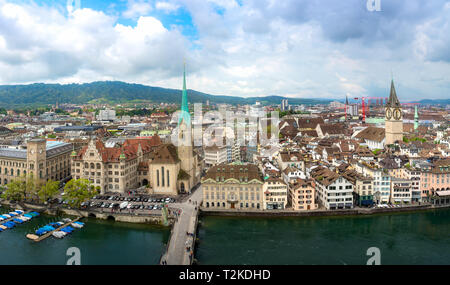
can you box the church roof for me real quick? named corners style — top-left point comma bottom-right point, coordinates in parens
top-left (150, 144), bottom-right (180, 164)
top-left (386, 80), bottom-right (401, 108)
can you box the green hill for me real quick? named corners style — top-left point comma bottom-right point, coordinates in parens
top-left (0, 81), bottom-right (331, 107)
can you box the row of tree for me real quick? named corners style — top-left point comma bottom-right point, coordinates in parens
top-left (0, 175), bottom-right (98, 209)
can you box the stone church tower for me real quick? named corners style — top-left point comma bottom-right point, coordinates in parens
top-left (177, 63), bottom-right (197, 192)
top-left (385, 80), bottom-right (403, 145)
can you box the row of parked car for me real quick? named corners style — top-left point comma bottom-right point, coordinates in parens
top-left (376, 204), bottom-right (403, 208)
top-left (93, 195), bottom-right (175, 204)
top-left (80, 201), bottom-right (163, 211)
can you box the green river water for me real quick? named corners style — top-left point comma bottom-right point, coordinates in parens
top-left (0, 206), bottom-right (170, 265)
top-left (195, 208), bottom-right (450, 265)
top-left (1, 206), bottom-right (449, 265)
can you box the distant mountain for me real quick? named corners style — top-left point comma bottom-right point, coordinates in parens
top-left (414, 99), bottom-right (450, 105)
top-left (0, 81), bottom-right (331, 107)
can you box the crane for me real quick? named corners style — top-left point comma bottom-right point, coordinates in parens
top-left (401, 103), bottom-right (420, 107)
top-left (353, 96), bottom-right (387, 123)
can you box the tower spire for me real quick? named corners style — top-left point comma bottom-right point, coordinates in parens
top-left (179, 61), bottom-right (190, 125)
top-left (387, 79), bottom-right (400, 108)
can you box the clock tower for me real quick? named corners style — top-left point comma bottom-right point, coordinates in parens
top-left (385, 80), bottom-right (403, 145)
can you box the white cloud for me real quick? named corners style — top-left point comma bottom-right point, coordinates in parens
top-left (0, 0), bottom-right (449, 100)
top-left (155, 1), bottom-right (180, 13)
top-left (123, 0), bottom-right (153, 19)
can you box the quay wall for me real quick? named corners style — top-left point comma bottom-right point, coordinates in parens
top-left (200, 204), bottom-right (450, 218)
top-left (0, 200), bottom-right (172, 226)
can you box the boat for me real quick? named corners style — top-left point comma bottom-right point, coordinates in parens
top-left (3, 221), bottom-right (15, 229)
top-left (61, 226), bottom-right (74, 234)
top-left (52, 231), bottom-right (67, 239)
top-left (13, 218), bottom-right (24, 224)
top-left (71, 221), bottom-right (84, 228)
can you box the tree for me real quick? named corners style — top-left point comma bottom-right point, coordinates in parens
top-left (1, 179), bottom-right (26, 202)
top-left (25, 174), bottom-right (41, 201)
top-left (63, 179), bottom-right (98, 208)
top-left (38, 180), bottom-right (60, 203)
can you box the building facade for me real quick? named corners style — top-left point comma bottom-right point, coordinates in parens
top-left (289, 178), bottom-right (317, 211)
top-left (0, 139), bottom-right (72, 186)
top-left (311, 167), bottom-right (354, 210)
top-left (202, 164), bottom-right (264, 210)
top-left (262, 177), bottom-right (288, 210)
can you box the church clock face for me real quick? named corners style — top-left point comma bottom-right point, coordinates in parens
top-left (393, 108), bottom-right (401, 120)
top-left (385, 108), bottom-right (392, 120)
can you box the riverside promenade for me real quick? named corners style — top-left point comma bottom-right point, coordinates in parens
top-left (160, 186), bottom-right (202, 265)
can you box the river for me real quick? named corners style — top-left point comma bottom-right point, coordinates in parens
top-left (195, 208), bottom-right (450, 265)
top-left (0, 206), bottom-right (170, 265)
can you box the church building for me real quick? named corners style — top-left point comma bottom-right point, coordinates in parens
top-left (385, 80), bottom-right (403, 145)
top-left (71, 65), bottom-right (201, 196)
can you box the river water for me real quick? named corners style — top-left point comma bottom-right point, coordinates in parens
top-left (195, 208), bottom-right (450, 265)
top-left (0, 206), bottom-right (170, 265)
top-left (2, 206), bottom-right (449, 265)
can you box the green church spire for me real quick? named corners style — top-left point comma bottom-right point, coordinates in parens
top-left (179, 62), bottom-right (191, 126)
top-left (414, 105), bottom-right (419, 131)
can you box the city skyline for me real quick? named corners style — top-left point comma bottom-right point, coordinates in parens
top-left (0, 0), bottom-right (449, 100)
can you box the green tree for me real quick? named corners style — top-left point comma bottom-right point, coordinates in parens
top-left (38, 180), bottom-right (60, 203)
top-left (63, 179), bottom-right (98, 208)
top-left (1, 174), bottom-right (39, 202)
top-left (1, 179), bottom-right (26, 202)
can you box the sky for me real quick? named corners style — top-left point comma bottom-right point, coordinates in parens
top-left (0, 0), bottom-right (449, 101)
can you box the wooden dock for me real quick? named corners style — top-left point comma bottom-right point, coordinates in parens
top-left (0, 211), bottom-right (32, 228)
top-left (27, 217), bottom-right (81, 242)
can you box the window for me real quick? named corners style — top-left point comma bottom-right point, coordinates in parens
top-left (157, 170), bottom-right (160, 187)
top-left (167, 170), bottom-right (170, 187)
top-left (161, 167), bottom-right (165, 187)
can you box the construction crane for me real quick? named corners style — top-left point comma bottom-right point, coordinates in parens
top-left (401, 103), bottom-right (420, 107)
top-left (353, 96), bottom-right (387, 123)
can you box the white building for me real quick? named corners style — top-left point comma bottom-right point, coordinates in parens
top-left (97, 109), bottom-right (116, 121)
top-left (354, 161), bottom-right (391, 204)
top-left (204, 145), bottom-right (228, 168)
top-left (263, 177), bottom-right (288, 210)
top-left (391, 178), bottom-right (412, 204)
top-left (311, 167), bottom-right (354, 210)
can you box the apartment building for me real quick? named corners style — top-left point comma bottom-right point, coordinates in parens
top-left (277, 151), bottom-right (305, 171)
top-left (353, 161), bottom-right (391, 204)
top-left (262, 177), bottom-right (288, 210)
top-left (311, 166), bottom-right (353, 210)
top-left (204, 145), bottom-right (228, 168)
top-left (202, 164), bottom-right (264, 210)
top-left (342, 169), bottom-right (374, 207)
top-left (289, 178), bottom-right (317, 211)
top-left (0, 139), bottom-right (72, 185)
top-left (420, 159), bottom-right (450, 201)
top-left (391, 178), bottom-right (412, 204)
top-left (399, 167), bottom-right (421, 203)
